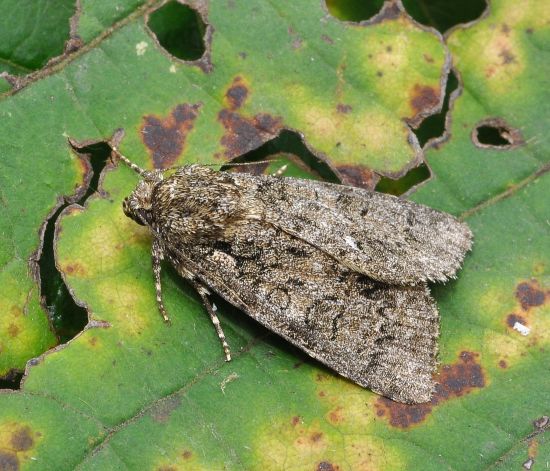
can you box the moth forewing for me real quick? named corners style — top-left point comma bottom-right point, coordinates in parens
top-left (117, 150), bottom-right (471, 404)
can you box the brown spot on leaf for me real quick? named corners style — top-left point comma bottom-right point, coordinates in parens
top-left (218, 109), bottom-right (282, 159)
top-left (336, 103), bottom-right (352, 114)
top-left (142, 103), bottom-right (202, 169)
top-left (64, 262), bottom-right (86, 276)
top-left (89, 336), bottom-right (98, 346)
top-left (291, 416), bottom-right (301, 426)
top-left (410, 84), bottom-right (440, 115)
top-left (376, 70), bottom-right (383, 77)
top-left (516, 280), bottom-right (546, 311)
top-left (336, 165), bottom-right (379, 190)
top-left (321, 34), bottom-right (334, 45)
top-left (423, 53), bottom-right (434, 63)
top-left (7, 324), bottom-right (20, 338)
top-left (375, 352), bottom-right (485, 428)
top-left (225, 76), bottom-right (249, 111)
top-left (316, 373), bottom-right (329, 382)
top-left (501, 23), bottom-right (511, 35)
top-left (10, 306), bottom-right (22, 317)
top-left (526, 28), bottom-right (534, 34)
top-left (328, 406), bottom-right (345, 425)
top-left (182, 450), bottom-right (192, 459)
top-left (317, 462), bottom-right (341, 471)
top-left (507, 313), bottom-right (527, 328)
top-left (0, 451), bottom-right (18, 471)
top-left (11, 426), bottom-right (34, 451)
top-left (310, 432), bottom-right (323, 443)
top-left (499, 48), bottom-right (516, 64)
top-left (498, 359), bottom-right (508, 369)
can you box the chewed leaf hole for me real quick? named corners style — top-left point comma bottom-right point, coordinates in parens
top-left (325, 0), bottom-right (385, 22)
top-left (402, 0), bottom-right (487, 33)
top-left (375, 163), bottom-right (431, 196)
top-left (224, 130), bottom-right (340, 183)
top-left (40, 142), bottom-right (111, 343)
top-left (0, 369), bottom-right (24, 390)
top-left (414, 69), bottom-right (459, 147)
top-left (472, 118), bottom-right (524, 149)
top-left (148, 1), bottom-right (206, 61)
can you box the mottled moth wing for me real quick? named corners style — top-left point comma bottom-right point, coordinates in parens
top-left (230, 174), bottom-right (472, 285)
top-left (121, 162), bottom-right (469, 404)
top-left (167, 224), bottom-right (439, 404)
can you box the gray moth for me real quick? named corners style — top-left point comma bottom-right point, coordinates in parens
top-left (116, 148), bottom-right (472, 404)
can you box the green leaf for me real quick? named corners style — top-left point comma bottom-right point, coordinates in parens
top-left (0, 0), bottom-right (549, 470)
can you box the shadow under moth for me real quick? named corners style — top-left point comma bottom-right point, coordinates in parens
top-left (115, 147), bottom-right (472, 404)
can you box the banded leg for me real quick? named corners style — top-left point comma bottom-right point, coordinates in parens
top-left (152, 240), bottom-right (170, 324)
top-left (191, 280), bottom-right (232, 361)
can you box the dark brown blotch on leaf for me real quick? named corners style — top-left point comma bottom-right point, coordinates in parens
top-left (336, 103), bottom-right (352, 114)
top-left (375, 351), bottom-right (485, 428)
top-left (225, 76), bottom-right (249, 111)
top-left (182, 450), bottom-right (192, 459)
top-left (506, 313), bottom-right (527, 328)
top-left (335, 165), bottom-right (379, 190)
top-left (498, 359), bottom-right (508, 369)
top-left (516, 280), bottom-right (546, 311)
top-left (0, 451), bottom-right (19, 471)
top-left (317, 461), bottom-right (341, 471)
top-left (11, 425), bottom-right (34, 451)
top-left (321, 34), bottom-right (334, 45)
top-left (218, 109), bottom-right (282, 159)
top-left (141, 103), bottom-right (202, 169)
top-left (410, 85), bottom-right (440, 115)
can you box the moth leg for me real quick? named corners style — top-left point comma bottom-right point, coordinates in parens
top-left (152, 240), bottom-right (171, 324)
top-left (191, 281), bottom-right (232, 362)
top-left (271, 164), bottom-right (288, 177)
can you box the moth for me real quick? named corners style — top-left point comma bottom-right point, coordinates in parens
top-left (115, 148), bottom-right (472, 404)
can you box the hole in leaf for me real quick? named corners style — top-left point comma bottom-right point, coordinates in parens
top-left (402, 0), bottom-right (487, 33)
top-left (325, 0), bottom-right (385, 22)
top-left (39, 142), bottom-right (110, 343)
top-left (414, 69), bottom-right (459, 147)
top-left (476, 125), bottom-right (511, 146)
top-left (0, 369), bottom-right (24, 390)
top-left (472, 118), bottom-right (524, 149)
top-left (148, 1), bottom-right (206, 61)
top-left (375, 163), bottom-right (431, 196)
top-left (224, 130), bottom-right (340, 183)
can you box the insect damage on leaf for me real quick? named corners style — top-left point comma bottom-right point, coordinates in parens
top-left (112, 139), bottom-right (472, 404)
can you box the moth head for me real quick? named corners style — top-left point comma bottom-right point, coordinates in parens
top-left (123, 172), bottom-right (162, 226)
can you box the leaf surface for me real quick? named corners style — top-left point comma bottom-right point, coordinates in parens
top-left (0, 1), bottom-right (548, 470)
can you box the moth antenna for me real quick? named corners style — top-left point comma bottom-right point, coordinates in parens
top-left (221, 159), bottom-right (280, 168)
top-left (112, 146), bottom-right (148, 177)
